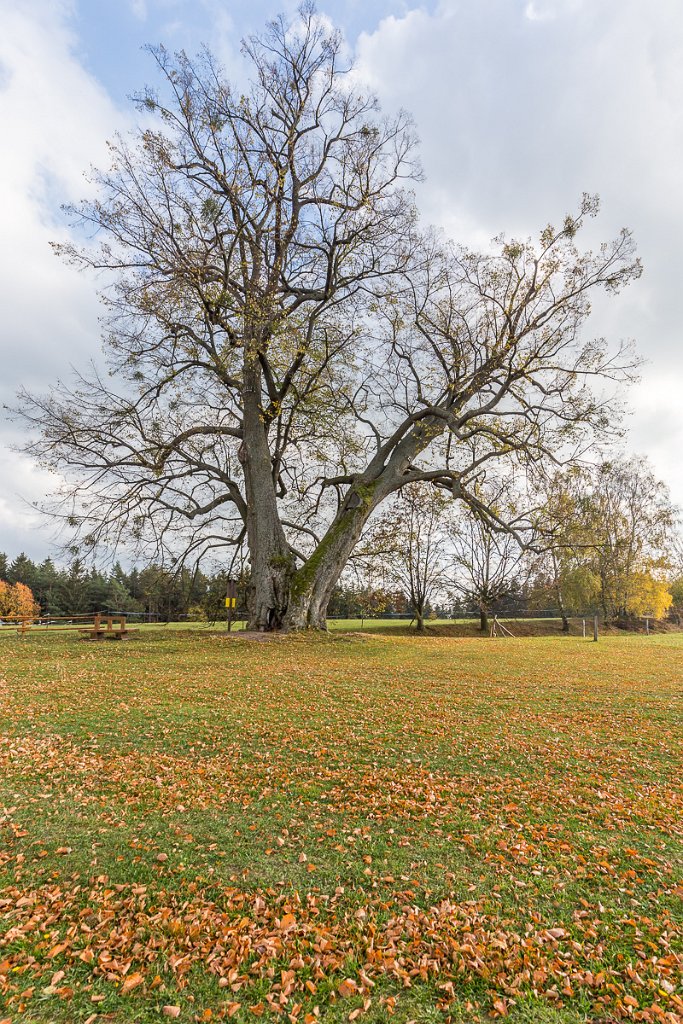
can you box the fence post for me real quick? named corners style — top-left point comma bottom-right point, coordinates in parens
top-left (593, 615), bottom-right (598, 642)
top-left (582, 619), bottom-right (586, 638)
top-left (645, 617), bottom-right (649, 635)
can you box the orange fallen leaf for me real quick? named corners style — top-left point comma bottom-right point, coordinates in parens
top-left (338, 979), bottom-right (358, 998)
top-left (121, 972), bottom-right (144, 995)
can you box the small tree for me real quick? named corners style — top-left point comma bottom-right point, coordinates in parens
top-left (450, 485), bottom-right (526, 632)
top-left (0, 581), bottom-right (40, 618)
top-left (361, 483), bottom-right (449, 633)
top-left (590, 458), bottom-right (675, 622)
top-left (352, 586), bottom-right (389, 629)
top-left (528, 469), bottom-right (600, 631)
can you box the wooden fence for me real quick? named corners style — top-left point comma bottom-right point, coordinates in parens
top-left (1, 613), bottom-right (135, 640)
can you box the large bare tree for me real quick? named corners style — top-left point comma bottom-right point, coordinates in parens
top-left (16, 7), bottom-right (642, 630)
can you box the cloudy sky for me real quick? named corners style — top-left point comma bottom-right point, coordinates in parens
top-left (1, 0), bottom-right (682, 561)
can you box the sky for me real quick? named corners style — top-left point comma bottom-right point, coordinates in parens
top-left (1, 0), bottom-right (682, 562)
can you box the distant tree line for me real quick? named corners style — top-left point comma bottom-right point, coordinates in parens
top-left (0, 554), bottom-right (234, 622)
top-left (0, 552), bottom-right (449, 624)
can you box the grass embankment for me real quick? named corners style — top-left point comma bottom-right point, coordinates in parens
top-left (1, 631), bottom-right (681, 1022)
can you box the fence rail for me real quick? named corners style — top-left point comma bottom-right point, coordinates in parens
top-left (1, 613), bottom-right (135, 640)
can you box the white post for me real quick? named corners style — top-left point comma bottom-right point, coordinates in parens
top-left (582, 619), bottom-right (586, 638)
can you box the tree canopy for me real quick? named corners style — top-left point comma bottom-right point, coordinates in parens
top-left (17, 5), bottom-right (642, 630)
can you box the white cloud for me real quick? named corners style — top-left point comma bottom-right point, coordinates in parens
top-left (130, 0), bottom-right (148, 20)
top-left (355, 0), bottom-right (683, 505)
top-left (0, 0), bottom-right (129, 556)
top-left (0, 447), bottom-right (59, 560)
top-left (524, 0), bottom-right (584, 22)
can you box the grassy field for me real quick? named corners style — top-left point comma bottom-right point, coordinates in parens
top-left (0, 630), bottom-right (681, 1023)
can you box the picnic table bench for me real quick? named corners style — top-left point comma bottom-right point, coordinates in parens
top-left (78, 614), bottom-right (134, 639)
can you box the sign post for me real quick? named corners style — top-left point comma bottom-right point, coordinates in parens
top-left (225, 579), bottom-right (237, 632)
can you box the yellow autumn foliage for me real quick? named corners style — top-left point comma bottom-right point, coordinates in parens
top-left (0, 580), bottom-right (39, 618)
top-left (625, 572), bottom-right (672, 620)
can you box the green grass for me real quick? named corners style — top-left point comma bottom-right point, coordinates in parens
top-left (1, 630), bottom-right (682, 1023)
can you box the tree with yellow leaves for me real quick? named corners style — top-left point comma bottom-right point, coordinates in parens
top-left (0, 580), bottom-right (39, 619)
top-left (624, 570), bottom-right (672, 620)
top-left (590, 459), bottom-right (676, 622)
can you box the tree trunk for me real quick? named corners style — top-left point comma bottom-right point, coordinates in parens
top-left (283, 483), bottom-right (381, 630)
top-left (415, 607), bottom-right (426, 633)
top-left (557, 590), bottom-right (569, 632)
top-left (552, 554), bottom-right (569, 632)
top-left (250, 410), bottom-right (447, 631)
top-left (240, 364), bottom-right (294, 630)
top-left (479, 607), bottom-right (489, 632)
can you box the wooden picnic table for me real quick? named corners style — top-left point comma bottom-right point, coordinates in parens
top-left (78, 614), bottom-right (133, 639)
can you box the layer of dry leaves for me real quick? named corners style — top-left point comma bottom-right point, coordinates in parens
top-left (1, 631), bottom-right (682, 1022)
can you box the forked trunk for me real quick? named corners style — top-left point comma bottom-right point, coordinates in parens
top-left (244, 406), bottom-right (446, 630)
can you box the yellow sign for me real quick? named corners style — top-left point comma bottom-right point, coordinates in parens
top-left (225, 597), bottom-right (236, 608)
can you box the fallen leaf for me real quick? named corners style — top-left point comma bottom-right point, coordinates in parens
top-left (121, 972), bottom-right (145, 995)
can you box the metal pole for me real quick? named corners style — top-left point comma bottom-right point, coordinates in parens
top-left (582, 619), bottom-right (586, 638)
top-left (226, 579), bottom-right (237, 632)
top-left (593, 615), bottom-right (598, 642)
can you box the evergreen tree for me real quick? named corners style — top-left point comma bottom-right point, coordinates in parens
top-left (8, 553), bottom-right (37, 589)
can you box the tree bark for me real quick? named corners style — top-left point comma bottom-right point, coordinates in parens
top-left (555, 587), bottom-right (569, 632)
top-left (551, 554), bottom-right (570, 632)
top-left (240, 364), bottom-right (294, 630)
top-left (479, 607), bottom-right (489, 632)
top-left (283, 483), bottom-right (382, 630)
